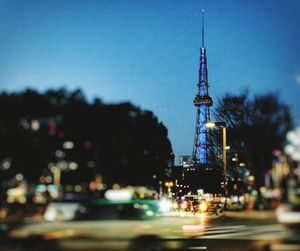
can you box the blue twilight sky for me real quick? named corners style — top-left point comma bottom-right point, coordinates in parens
top-left (0, 0), bottom-right (300, 164)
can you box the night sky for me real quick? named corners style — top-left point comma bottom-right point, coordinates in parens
top-left (0, 0), bottom-right (299, 164)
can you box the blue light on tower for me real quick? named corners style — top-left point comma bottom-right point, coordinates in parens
top-left (192, 12), bottom-right (213, 166)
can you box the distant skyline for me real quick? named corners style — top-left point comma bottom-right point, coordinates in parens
top-left (0, 0), bottom-right (299, 164)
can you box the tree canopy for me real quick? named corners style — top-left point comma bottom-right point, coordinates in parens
top-left (0, 89), bottom-right (173, 189)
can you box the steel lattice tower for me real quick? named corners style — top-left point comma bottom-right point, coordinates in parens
top-left (192, 12), bottom-right (213, 167)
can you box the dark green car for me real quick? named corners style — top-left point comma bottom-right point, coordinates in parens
top-left (74, 198), bottom-right (160, 220)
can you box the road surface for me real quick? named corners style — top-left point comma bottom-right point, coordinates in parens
top-left (0, 211), bottom-right (299, 251)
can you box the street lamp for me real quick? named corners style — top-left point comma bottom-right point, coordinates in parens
top-left (164, 181), bottom-right (174, 198)
top-left (206, 121), bottom-right (227, 197)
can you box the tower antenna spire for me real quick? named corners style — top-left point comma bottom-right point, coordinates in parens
top-left (202, 9), bottom-right (205, 48)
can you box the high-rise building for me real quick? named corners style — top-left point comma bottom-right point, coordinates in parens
top-left (180, 155), bottom-right (192, 167)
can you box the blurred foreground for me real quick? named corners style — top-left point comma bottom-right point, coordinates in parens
top-left (0, 187), bottom-right (299, 251)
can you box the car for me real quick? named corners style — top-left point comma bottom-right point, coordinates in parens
top-left (205, 197), bottom-right (224, 215)
top-left (7, 197), bottom-right (190, 251)
top-left (179, 195), bottom-right (200, 213)
top-left (74, 198), bottom-right (160, 220)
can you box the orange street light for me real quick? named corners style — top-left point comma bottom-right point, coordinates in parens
top-left (164, 181), bottom-right (174, 198)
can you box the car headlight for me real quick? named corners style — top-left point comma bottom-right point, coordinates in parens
top-left (159, 198), bottom-right (172, 213)
top-left (181, 201), bottom-right (187, 209)
top-left (199, 201), bottom-right (208, 212)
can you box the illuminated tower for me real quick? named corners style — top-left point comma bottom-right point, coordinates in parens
top-left (192, 12), bottom-right (213, 167)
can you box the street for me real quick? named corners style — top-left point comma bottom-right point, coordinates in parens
top-left (1, 211), bottom-right (299, 251)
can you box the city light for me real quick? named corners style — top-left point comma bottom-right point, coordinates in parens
top-left (285, 127), bottom-right (300, 161)
top-left (63, 141), bottom-right (74, 149)
top-left (205, 122), bottom-right (216, 128)
top-left (20, 119), bottom-right (30, 130)
top-left (15, 173), bottom-right (24, 181)
top-left (159, 198), bottom-right (172, 213)
top-left (1, 159), bottom-right (12, 170)
top-left (69, 162), bottom-right (78, 170)
top-left (55, 150), bottom-right (65, 159)
top-left (165, 181), bottom-right (174, 198)
top-left (199, 201), bottom-right (208, 212)
top-left (31, 119), bottom-right (40, 131)
top-left (104, 189), bottom-right (132, 201)
top-left (164, 181), bottom-right (174, 187)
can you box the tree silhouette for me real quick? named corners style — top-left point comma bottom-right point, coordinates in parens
top-left (0, 89), bottom-right (173, 190)
top-left (215, 91), bottom-right (292, 188)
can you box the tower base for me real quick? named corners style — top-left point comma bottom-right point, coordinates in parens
top-left (183, 167), bottom-right (223, 194)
